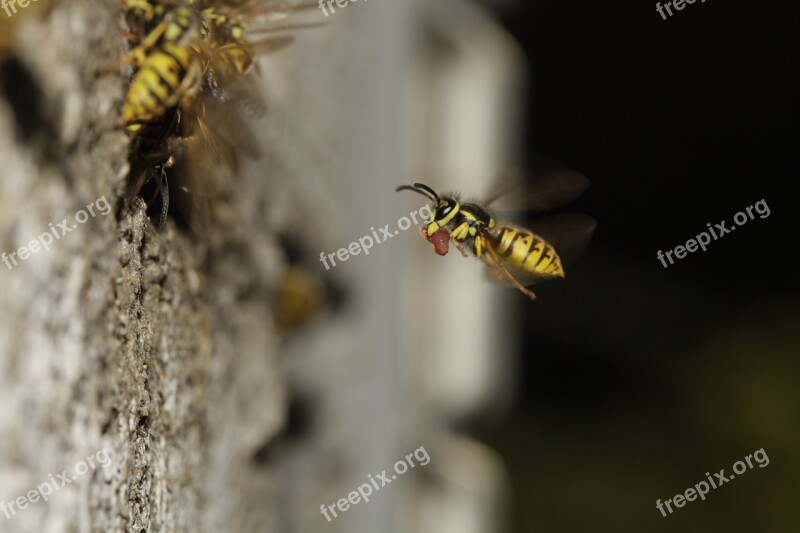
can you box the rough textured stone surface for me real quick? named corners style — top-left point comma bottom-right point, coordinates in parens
top-left (0, 2), bottom-right (287, 531)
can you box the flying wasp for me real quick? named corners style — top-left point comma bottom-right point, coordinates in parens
top-left (396, 159), bottom-right (596, 300)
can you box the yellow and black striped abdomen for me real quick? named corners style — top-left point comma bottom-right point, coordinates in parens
top-left (494, 225), bottom-right (564, 277)
top-left (123, 42), bottom-right (198, 125)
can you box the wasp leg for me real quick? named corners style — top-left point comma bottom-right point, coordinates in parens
top-left (451, 236), bottom-right (469, 258)
top-left (450, 225), bottom-right (470, 258)
top-left (104, 15), bottom-right (174, 73)
top-left (450, 221), bottom-right (470, 241)
top-left (103, 40), bottom-right (150, 73)
top-left (479, 240), bottom-right (537, 300)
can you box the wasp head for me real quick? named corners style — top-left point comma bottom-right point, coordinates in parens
top-left (396, 182), bottom-right (461, 235)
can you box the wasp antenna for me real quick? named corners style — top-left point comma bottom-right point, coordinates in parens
top-left (412, 183), bottom-right (440, 202)
top-left (396, 184), bottom-right (437, 202)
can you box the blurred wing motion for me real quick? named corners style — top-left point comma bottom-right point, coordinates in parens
top-left (484, 152), bottom-right (590, 214)
top-left (170, 91), bottom-right (261, 232)
top-left (522, 213), bottom-right (597, 268)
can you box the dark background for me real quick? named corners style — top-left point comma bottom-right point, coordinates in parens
top-left (473, 1), bottom-right (800, 531)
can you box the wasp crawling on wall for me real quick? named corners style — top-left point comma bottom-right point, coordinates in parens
top-left (114, 0), bottom-right (306, 229)
top-left (397, 159), bottom-right (596, 300)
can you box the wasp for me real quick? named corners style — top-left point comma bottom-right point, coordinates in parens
top-left (116, 3), bottom-right (202, 129)
top-left (117, 0), bottom-right (294, 129)
top-left (396, 169), bottom-right (595, 299)
top-left (115, 0), bottom-right (302, 228)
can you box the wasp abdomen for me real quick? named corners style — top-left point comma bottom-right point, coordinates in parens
top-left (123, 43), bottom-right (198, 125)
top-left (494, 226), bottom-right (564, 277)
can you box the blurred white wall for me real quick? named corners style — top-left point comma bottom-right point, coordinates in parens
top-left (254, 0), bottom-right (526, 531)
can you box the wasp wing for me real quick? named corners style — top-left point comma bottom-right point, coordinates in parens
top-left (484, 152), bottom-right (590, 214)
top-left (170, 92), bottom-right (260, 232)
top-left (523, 213), bottom-right (597, 268)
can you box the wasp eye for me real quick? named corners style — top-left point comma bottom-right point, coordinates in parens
top-left (438, 205), bottom-right (452, 218)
